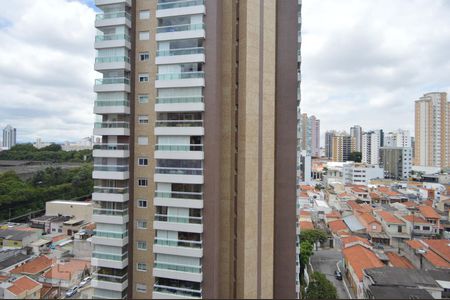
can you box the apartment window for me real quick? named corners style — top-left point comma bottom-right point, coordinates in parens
top-left (136, 283), bottom-right (147, 293)
top-left (139, 52), bottom-right (149, 61)
top-left (138, 158), bottom-right (148, 166)
top-left (139, 73), bottom-right (149, 82)
top-left (137, 241), bottom-right (147, 250)
top-left (137, 220), bottom-right (147, 229)
top-left (138, 178), bottom-right (148, 187)
top-left (137, 263), bottom-right (147, 272)
top-left (139, 10), bottom-right (150, 20)
top-left (138, 95), bottom-right (149, 103)
top-left (138, 199), bottom-right (148, 208)
top-left (139, 31), bottom-right (150, 40)
top-left (138, 115), bottom-right (149, 124)
top-left (137, 136), bottom-right (149, 145)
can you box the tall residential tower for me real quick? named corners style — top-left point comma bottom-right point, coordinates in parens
top-left (91, 0), bottom-right (300, 299)
top-left (2, 125), bottom-right (16, 149)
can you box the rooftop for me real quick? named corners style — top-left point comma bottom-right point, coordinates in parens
top-left (368, 286), bottom-right (433, 299)
top-left (11, 255), bottom-right (53, 275)
top-left (385, 252), bottom-right (415, 269)
top-left (343, 245), bottom-right (384, 281)
top-left (0, 229), bottom-right (36, 241)
top-left (47, 200), bottom-right (91, 206)
top-left (402, 215), bottom-right (428, 224)
top-left (328, 220), bottom-right (349, 233)
top-left (43, 259), bottom-right (90, 281)
top-left (341, 235), bottom-right (370, 248)
top-left (364, 266), bottom-right (439, 288)
top-left (343, 215), bottom-right (366, 232)
top-left (299, 221), bottom-right (314, 230)
top-left (0, 253), bottom-right (31, 271)
top-left (376, 210), bottom-right (404, 225)
top-left (418, 205), bottom-right (440, 219)
top-left (7, 276), bottom-right (41, 296)
top-left (405, 240), bottom-right (450, 269)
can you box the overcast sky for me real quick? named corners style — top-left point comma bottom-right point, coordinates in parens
top-left (0, 0), bottom-right (449, 143)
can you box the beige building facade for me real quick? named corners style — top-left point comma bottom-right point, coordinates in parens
top-left (332, 134), bottom-right (356, 162)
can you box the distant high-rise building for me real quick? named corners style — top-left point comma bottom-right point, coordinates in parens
top-left (379, 147), bottom-right (412, 180)
top-left (299, 113), bottom-right (320, 157)
top-left (2, 125), bottom-right (16, 149)
top-left (310, 116), bottom-right (320, 157)
top-left (362, 130), bottom-right (383, 165)
top-left (91, 0), bottom-right (300, 299)
top-left (384, 129), bottom-right (411, 148)
top-left (415, 92), bottom-right (450, 167)
top-left (325, 130), bottom-right (336, 159)
top-left (332, 133), bottom-right (355, 162)
top-left (350, 125), bottom-right (362, 152)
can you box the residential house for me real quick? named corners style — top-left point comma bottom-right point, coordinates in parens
top-left (355, 212), bottom-right (383, 234)
top-left (0, 253), bottom-right (33, 273)
top-left (341, 236), bottom-right (371, 249)
top-left (342, 245), bottom-right (384, 298)
top-left (401, 215), bottom-right (436, 237)
top-left (299, 221), bottom-right (314, 231)
top-left (426, 269), bottom-right (450, 299)
top-left (418, 205), bottom-right (441, 234)
top-left (0, 230), bottom-right (39, 249)
top-left (10, 256), bottom-right (54, 280)
top-left (40, 259), bottom-right (91, 288)
top-left (374, 210), bottom-right (409, 246)
top-left (325, 211), bottom-right (341, 223)
top-left (404, 239), bottom-right (450, 270)
top-left (385, 252), bottom-right (415, 269)
top-left (0, 276), bottom-right (42, 299)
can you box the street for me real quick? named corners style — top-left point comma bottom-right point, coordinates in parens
top-left (310, 248), bottom-right (350, 299)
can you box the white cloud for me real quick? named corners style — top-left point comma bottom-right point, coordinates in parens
top-left (301, 0), bottom-right (450, 140)
top-left (0, 0), bottom-right (96, 143)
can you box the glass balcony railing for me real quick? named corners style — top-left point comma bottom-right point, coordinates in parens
top-left (94, 230), bottom-right (128, 239)
top-left (154, 262), bottom-right (202, 273)
top-left (155, 167), bottom-right (202, 176)
top-left (157, 0), bottom-right (204, 10)
top-left (94, 143), bottom-right (129, 151)
top-left (96, 11), bottom-right (131, 21)
top-left (154, 285), bottom-right (201, 298)
top-left (95, 34), bottom-right (130, 42)
top-left (93, 186), bottom-right (129, 194)
top-left (93, 252), bottom-right (128, 261)
top-left (94, 121), bottom-right (129, 129)
top-left (155, 144), bottom-right (203, 151)
top-left (93, 208), bottom-right (129, 216)
top-left (156, 47), bottom-right (204, 57)
top-left (94, 165), bottom-right (129, 172)
top-left (154, 238), bottom-right (202, 248)
top-left (156, 96), bottom-right (203, 104)
top-left (95, 77), bottom-right (130, 85)
top-left (95, 100), bottom-right (130, 107)
top-left (155, 214), bottom-right (202, 224)
top-left (155, 120), bottom-right (203, 127)
top-left (156, 71), bottom-right (204, 80)
top-left (95, 56), bottom-right (130, 64)
top-left (154, 190), bottom-right (203, 200)
top-left (157, 23), bottom-right (204, 33)
top-left (93, 273), bottom-right (128, 284)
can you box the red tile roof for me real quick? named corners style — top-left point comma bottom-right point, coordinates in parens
top-left (402, 215), bottom-right (428, 224)
top-left (423, 200), bottom-right (434, 207)
top-left (406, 240), bottom-right (450, 269)
top-left (43, 260), bottom-right (90, 281)
top-left (423, 239), bottom-right (450, 262)
top-left (300, 185), bottom-right (314, 191)
top-left (343, 245), bottom-right (384, 281)
top-left (418, 206), bottom-right (440, 219)
top-left (7, 276), bottom-right (41, 296)
top-left (328, 220), bottom-right (349, 233)
top-left (341, 236), bottom-right (370, 248)
top-left (299, 221), bottom-right (314, 230)
top-left (11, 256), bottom-right (53, 275)
top-left (326, 211), bottom-right (341, 219)
top-left (359, 212), bottom-right (379, 224)
top-left (370, 192), bottom-right (381, 200)
top-left (377, 210), bottom-right (404, 224)
top-left (386, 252), bottom-right (415, 269)
top-left (378, 187), bottom-right (401, 196)
top-left (402, 201), bottom-right (417, 208)
top-left (299, 210), bottom-right (311, 217)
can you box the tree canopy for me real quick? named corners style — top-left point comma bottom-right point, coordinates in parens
top-left (300, 229), bottom-right (329, 245)
top-left (0, 144), bottom-right (92, 162)
top-left (305, 272), bottom-right (338, 299)
top-left (348, 151), bottom-right (362, 163)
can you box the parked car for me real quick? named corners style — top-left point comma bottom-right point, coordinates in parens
top-left (79, 276), bottom-right (91, 287)
top-left (335, 270), bottom-right (343, 280)
top-left (65, 286), bottom-right (78, 298)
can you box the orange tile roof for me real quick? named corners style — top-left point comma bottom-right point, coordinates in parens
top-left (51, 235), bottom-right (68, 243)
top-left (43, 260), bottom-right (90, 281)
top-left (378, 187), bottom-right (401, 196)
top-left (341, 236), bottom-right (370, 248)
top-left (377, 210), bottom-right (404, 224)
top-left (342, 245), bottom-right (383, 281)
top-left (402, 215), bottom-right (428, 224)
top-left (386, 252), bottom-right (415, 269)
top-left (326, 211), bottom-right (341, 219)
top-left (299, 191), bottom-right (309, 198)
top-left (423, 239), bottom-right (450, 262)
top-left (299, 185), bottom-right (314, 191)
top-left (82, 223), bottom-right (96, 231)
top-left (299, 221), bottom-right (314, 230)
top-left (370, 192), bottom-right (380, 200)
top-left (338, 192), bottom-right (352, 198)
top-left (328, 220), bottom-right (348, 233)
top-left (402, 201), bottom-right (417, 208)
top-left (406, 240), bottom-right (450, 269)
top-left (299, 210), bottom-right (311, 217)
top-left (11, 256), bottom-right (53, 275)
top-left (347, 200), bottom-right (360, 210)
top-left (7, 276), bottom-right (41, 296)
top-left (418, 206), bottom-right (440, 219)
top-left (423, 200), bottom-right (433, 207)
top-left (351, 186), bottom-right (367, 193)
top-left (359, 212), bottom-right (379, 224)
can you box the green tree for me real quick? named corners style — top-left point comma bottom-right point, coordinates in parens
top-left (300, 240), bottom-right (314, 268)
top-left (300, 229), bottom-right (329, 245)
top-left (348, 151), bottom-right (362, 163)
top-left (40, 144), bottom-right (62, 152)
top-left (305, 272), bottom-right (338, 299)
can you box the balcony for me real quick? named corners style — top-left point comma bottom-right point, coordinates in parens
top-left (155, 120), bottom-right (204, 136)
top-left (154, 167), bottom-right (203, 184)
top-left (94, 99), bottom-right (130, 114)
top-left (153, 237), bottom-right (203, 258)
top-left (93, 186), bottom-right (129, 202)
top-left (155, 72), bottom-right (204, 88)
top-left (155, 144), bottom-right (203, 160)
top-left (93, 164), bottom-right (130, 180)
top-left (155, 96), bottom-right (204, 112)
top-left (93, 208), bottom-right (129, 224)
top-left (154, 191), bottom-right (203, 209)
top-left (94, 77), bottom-right (130, 93)
top-left (92, 252), bottom-right (128, 269)
top-left (91, 272), bottom-right (128, 292)
top-left (156, 23), bottom-right (205, 42)
top-left (93, 143), bottom-right (130, 158)
top-left (153, 262), bottom-right (202, 282)
top-left (95, 11), bottom-right (131, 28)
top-left (93, 121), bottom-right (130, 136)
top-left (156, 47), bottom-right (205, 65)
top-left (92, 230), bottom-right (129, 247)
top-left (153, 285), bottom-right (201, 299)
top-left (155, 214), bottom-right (202, 224)
top-left (94, 56), bottom-right (131, 72)
top-left (95, 33), bottom-right (131, 49)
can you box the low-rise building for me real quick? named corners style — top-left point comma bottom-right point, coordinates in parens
top-left (45, 201), bottom-right (92, 223)
top-left (374, 210), bottom-right (409, 246)
top-left (404, 239), bottom-right (450, 270)
top-left (10, 256), bottom-right (54, 279)
top-left (324, 162), bottom-right (384, 186)
top-left (0, 275), bottom-right (42, 299)
top-left (0, 230), bottom-right (40, 250)
top-left (40, 259), bottom-right (91, 289)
